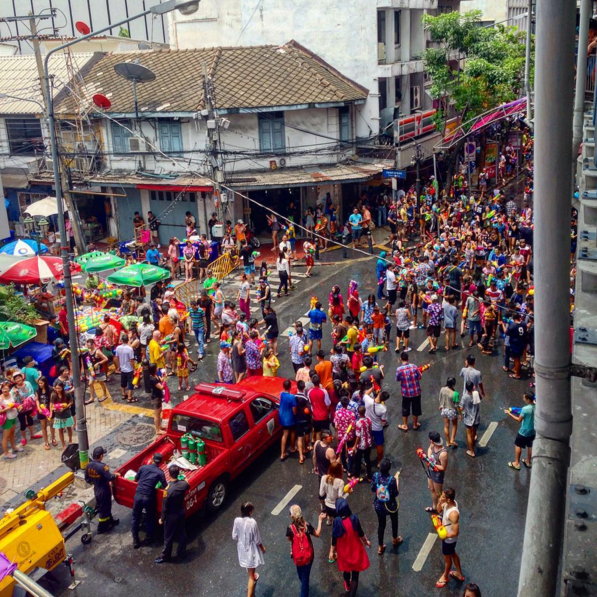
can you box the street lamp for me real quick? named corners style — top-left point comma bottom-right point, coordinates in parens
top-left (42, 0), bottom-right (202, 470)
top-left (411, 144), bottom-right (424, 217)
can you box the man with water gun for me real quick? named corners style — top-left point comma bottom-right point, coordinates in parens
top-left (505, 391), bottom-right (536, 471)
top-left (307, 300), bottom-right (327, 353)
top-left (424, 431), bottom-right (449, 514)
top-left (434, 487), bottom-right (464, 587)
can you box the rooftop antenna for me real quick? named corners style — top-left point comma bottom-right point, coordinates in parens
top-left (113, 60), bottom-right (156, 121)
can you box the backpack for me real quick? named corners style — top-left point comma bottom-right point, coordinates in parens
top-left (290, 524), bottom-right (313, 566)
top-left (375, 473), bottom-right (391, 503)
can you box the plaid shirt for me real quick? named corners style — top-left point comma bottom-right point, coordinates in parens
top-left (396, 363), bottom-right (422, 397)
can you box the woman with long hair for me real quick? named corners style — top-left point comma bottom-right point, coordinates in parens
top-left (232, 502), bottom-right (266, 597)
top-left (36, 376), bottom-right (56, 449)
top-left (319, 461), bottom-right (348, 562)
top-left (347, 281), bottom-right (361, 320)
top-left (328, 285), bottom-right (344, 320)
top-left (51, 382), bottom-right (74, 450)
top-left (285, 504), bottom-right (325, 597)
top-left (439, 377), bottom-right (459, 448)
top-left (182, 240), bottom-right (195, 282)
top-left (276, 251), bottom-right (290, 297)
top-left (231, 329), bottom-right (247, 383)
top-left (167, 237), bottom-right (180, 279)
top-left (371, 457), bottom-right (402, 555)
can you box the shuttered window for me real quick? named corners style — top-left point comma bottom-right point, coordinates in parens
top-left (111, 120), bottom-right (132, 154)
top-left (258, 113), bottom-right (285, 152)
top-left (159, 121), bottom-right (183, 156)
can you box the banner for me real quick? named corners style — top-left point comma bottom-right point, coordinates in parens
top-left (485, 142), bottom-right (498, 179)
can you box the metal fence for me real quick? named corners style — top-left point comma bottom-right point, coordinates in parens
top-left (587, 54), bottom-right (596, 99)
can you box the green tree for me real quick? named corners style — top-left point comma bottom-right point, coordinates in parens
top-left (0, 285), bottom-right (39, 324)
top-left (422, 10), bottom-right (532, 183)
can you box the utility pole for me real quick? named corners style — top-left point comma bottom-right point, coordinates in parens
top-left (572, 0), bottom-right (592, 158)
top-left (29, 14), bottom-right (86, 256)
top-left (202, 62), bottom-right (224, 229)
top-left (412, 144), bottom-right (423, 216)
top-left (517, 0), bottom-right (575, 595)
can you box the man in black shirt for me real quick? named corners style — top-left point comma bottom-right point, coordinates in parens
top-left (208, 212), bottom-right (219, 240)
top-left (155, 465), bottom-right (190, 564)
top-left (239, 240), bottom-right (255, 283)
top-left (147, 211), bottom-right (160, 247)
top-left (132, 452), bottom-right (167, 548)
top-left (506, 312), bottom-right (527, 380)
top-left (262, 305), bottom-right (279, 355)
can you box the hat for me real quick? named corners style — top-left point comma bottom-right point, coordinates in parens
top-left (220, 341), bottom-right (231, 348)
top-left (23, 356), bottom-right (37, 366)
top-left (153, 452), bottom-right (163, 464)
top-left (11, 370), bottom-right (23, 379)
top-left (92, 446), bottom-right (107, 459)
top-left (429, 431), bottom-right (443, 446)
top-left (237, 219), bottom-right (243, 224)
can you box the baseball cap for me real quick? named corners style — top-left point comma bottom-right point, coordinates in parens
top-left (220, 341), bottom-right (231, 348)
top-left (429, 431), bottom-right (443, 446)
top-left (92, 446), bottom-right (107, 459)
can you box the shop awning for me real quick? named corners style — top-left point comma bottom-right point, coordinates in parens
top-left (226, 161), bottom-right (391, 191)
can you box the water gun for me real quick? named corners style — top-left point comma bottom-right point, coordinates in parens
top-left (40, 406), bottom-right (51, 418)
top-left (132, 362), bottom-right (143, 387)
top-left (508, 407), bottom-right (522, 416)
top-left (431, 514), bottom-right (448, 540)
top-left (359, 364), bottom-right (379, 373)
top-left (416, 447), bottom-right (439, 472)
top-left (162, 334), bottom-right (173, 344)
top-left (367, 345), bottom-right (387, 354)
top-left (54, 402), bottom-right (69, 413)
top-left (452, 391), bottom-right (460, 405)
top-left (418, 363), bottom-right (431, 373)
top-left (369, 375), bottom-right (381, 393)
top-left (358, 328), bottom-right (366, 342)
top-left (310, 296), bottom-right (318, 310)
top-left (344, 477), bottom-right (363, 493)
top-left (336, 424), bottom-right (353, 455)
top-left (85, 355), bottom-right (96, 380)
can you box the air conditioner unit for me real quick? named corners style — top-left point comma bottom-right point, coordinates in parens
top-left (127, 137), bottom-right (147, 152)
top-left (378, 42), bottom-right (386, 63)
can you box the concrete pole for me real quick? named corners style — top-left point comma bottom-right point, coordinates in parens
top-left (524, 0), bottom-right (533, 126)
top-left (572, 0), bottom-right (593, 156)
top-left (517, 0), bottom-right (575, 595)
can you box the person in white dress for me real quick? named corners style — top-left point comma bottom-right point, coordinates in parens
top-left (232, 502), bottom-right (266, 597)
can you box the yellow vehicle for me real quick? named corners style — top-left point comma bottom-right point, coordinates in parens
top-left (0, 472), bottom-right (76, 596)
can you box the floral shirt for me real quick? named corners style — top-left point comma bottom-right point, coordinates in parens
top-left (361, 302), bottom-right (375, 325)
top-left (355, 416), bottom-right (373, 450)
top-left (217, 351), bottom-right (233, 383)
top-left (11, 381), bottom-right (34, 405)
top-left (427, 302), bottom-right (443, 327)
top-left (245, 340), bottom-right (262, 370)
top-left (289, 333), bottom-right (306, 365)
top-left (334, 406), bottom-right (356, 442)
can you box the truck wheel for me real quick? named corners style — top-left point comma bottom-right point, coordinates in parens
top-left (207, 478), bottom-right (227, 513)
top-left (81, 533), bottom-right (92, 545)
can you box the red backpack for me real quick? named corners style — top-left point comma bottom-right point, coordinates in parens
top-left (290, 524), bottom-right (313, 566)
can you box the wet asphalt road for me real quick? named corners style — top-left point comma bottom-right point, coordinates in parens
top-left (38, 251), bottom-right (531, 597)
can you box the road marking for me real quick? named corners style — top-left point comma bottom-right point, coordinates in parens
top-left (478, 422), bottom-right (498, 447)
top-left (271, 484), bottom-right (303, 515)
top-left (108, 448), bottom-right (126, 460)
top-left (417, 338), bottom-right (430, 352)
top-left (412, 533), bottom-right (437, 572)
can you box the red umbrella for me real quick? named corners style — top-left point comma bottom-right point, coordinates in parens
top-left (0, 256), bottom-right (81, 284)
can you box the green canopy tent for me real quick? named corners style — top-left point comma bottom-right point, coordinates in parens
top-left (0, 322), bottom-right (37, 350)
top-left (75, 252), bottom-right (126, 273)
top-left (106, 263), bottom-right (170, 287)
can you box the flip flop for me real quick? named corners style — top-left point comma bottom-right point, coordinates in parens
top-left (466, 450), bottom-right (476, 458)
top-left (413, 423), bottom-right (422, 430)
top-left (44, 444), bottom-right (51, 450)
top-left (508, 461), bottom-right (521, 470)
top-left (436, 579), bottom-right (448, 588)
top-left (398, 425), bottom-right (408, 432)
top-left (280, 453), bottom-right (289, 462)
top-left (522, 459), bottom-right (532, 468)
top-left (509, 374), bottom-right (522, 379)
top-left (392, 536), bottom-right (403, 546)
top-left (84, 399), bottom-right (95, 405)
top-left (449, 571), bottom-right (465, 582)
top-left (299, 458), bottom-right (305, 465)
top-left (52, 439), bottom-right (58, 446)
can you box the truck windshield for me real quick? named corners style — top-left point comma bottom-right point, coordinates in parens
top-left (171, 414), bottom-right (223, 443)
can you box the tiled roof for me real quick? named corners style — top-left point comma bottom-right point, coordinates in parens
top-left (55, 41), bottom-right (368, 115)
top-left (0, 53), bottom-right (101, 114)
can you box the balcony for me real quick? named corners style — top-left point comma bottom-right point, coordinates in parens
top-left (377, 0), bottom-right (437, 8)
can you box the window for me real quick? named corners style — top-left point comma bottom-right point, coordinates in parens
top-left (339, 106), bottom-right (351, 142)
top-left (111, 120), bottom-right (132, 154)
top-left (410, 85), bottom-right (421, 110)
top-left (229, 411), bottom-right (250, 442)
top-left (250, 397), bottom-right (275, 424)
top-left (258, 113), bottom-right (285, 153)
top-left (377, 10), bottom-right (386, 44)
top-left (6, 118), bottom-right (43, 156)
top-left (170, 414), bottom-right (223, 443)
top-left (158, 120), bottom-right (183, 156)
top-left (394, 10), bottom-right (401, 45)
top-left (379, 78), bottom-right (388, 112)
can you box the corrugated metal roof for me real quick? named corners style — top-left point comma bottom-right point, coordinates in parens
top-left (55, 41), bottom-right (368, 115)
top-left (0, 53), bottom-right (99, 114)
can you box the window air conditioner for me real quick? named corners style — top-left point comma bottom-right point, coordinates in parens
top-left (128, 137), bottom-right (147, 152)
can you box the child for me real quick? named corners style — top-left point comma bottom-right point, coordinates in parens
top-left (262, 347), bottom-right (280, 377)
top-left (351, 343), bottom-right (363, 373)
top-left (371, 305), bottom-right (385, 346)
top-left (176, 342), bottom-right (196, 391)
top-left (51, 383), bottom-right (74, 450)
top-left (220, 322), bottom-right (231, 343)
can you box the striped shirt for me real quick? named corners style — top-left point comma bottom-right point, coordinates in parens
top-left (189, 307), bottom-right (205, 331)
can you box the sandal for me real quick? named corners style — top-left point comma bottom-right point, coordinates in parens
top-left (280, 453), bottom-right (289, 462)
top-left (466, 450), bottom-right (476, 458)
top-left (502, 366), bottom-right (510, 372)
top-left (98, 396), bottom-right (108, 403)
top-left (398, 425), bottom-right (408, 432)
top-left (522, 459), bottom-right (532, 468)
top-left (413, 423), bottom-right (421, 430)
top-left (127, 398), bottom-right (140, 403)
top-left (44, 443), bottom-right (51, 450)
top-left (299, 458), bottom-right (305, 465)
top-left (436, 579), bottom-right (448, 589)
top-left (378, 545), bottom-right (386, 555)
top-left (449, 571), bottom-right (465, 582)
top-left (84, 399), bottom-right (95, 405)
top-left (509, 374), bottom-right (522, 379)
top-left (52, 439), bottom-right (58, 447)
top-left (508, 461), bottom-right (521, 470)
top-left (393, 537), bottom-right (403, 546)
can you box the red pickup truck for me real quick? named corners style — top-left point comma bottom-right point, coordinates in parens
top-left (113, 378), bottom-right (290, 517)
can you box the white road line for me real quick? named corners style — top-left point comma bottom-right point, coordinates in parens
top-left (107, 448), bottom-right (126, 460)
top-left (417, 338), bottom-right (430, 352)
top-left (271, 484), bottom-right (303, 516)
top-left (412, 533), bottom-right (438, 572)
top-left (478, 422), bottom-right (499, 447)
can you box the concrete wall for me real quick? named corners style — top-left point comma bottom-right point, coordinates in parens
top-left (169, 0), bottom-right (379, 138)
top-left (460, 0), bottom-right (507, 24)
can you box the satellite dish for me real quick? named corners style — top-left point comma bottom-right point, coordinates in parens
top-left (92, 94), bottom-right (112, 110)
top-left (75, 21), bottom-right (91, 35)
top-left (114, 62), bottom-right (156, 83)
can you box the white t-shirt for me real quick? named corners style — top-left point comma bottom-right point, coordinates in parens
top-left (115, 344), bottom-right (135, 373)
top-left (319, 475), bottom-right (347, 509)
top-left (364, 394), bottom-right (387, 431)
top-left (386, 269), bottom-right (397, 291)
